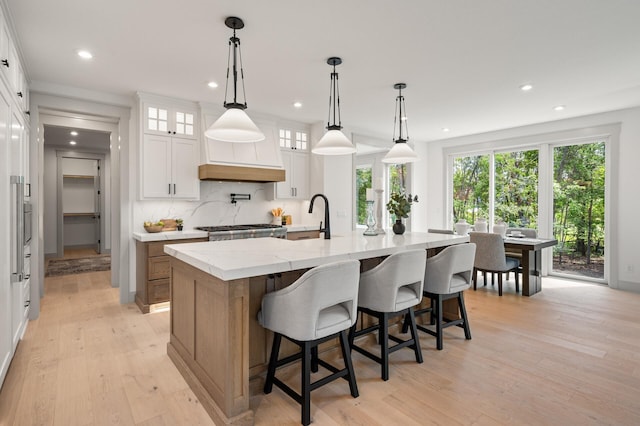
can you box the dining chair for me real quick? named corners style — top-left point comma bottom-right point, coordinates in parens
top-left (349, 249), bottom-right (426, 381)
top-left (469, 232), bottom-right (519, 296)
top-left (259, 259), bottom-right (360, 426)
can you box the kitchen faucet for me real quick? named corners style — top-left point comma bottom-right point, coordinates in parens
top-left (308, 193), bottom-right (331, 239)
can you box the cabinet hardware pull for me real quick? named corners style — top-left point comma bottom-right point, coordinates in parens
top-left (17, 91), bottom-right (23, 98)
top-left (168, 183), bottom-right (171, 194)
top-left (1, 59), bottom-right (8, 67)
top-left (173, 183), bottom-right (176, 194)
top-left (25, 300), bottom-right (30, 307)
top-left (25, 253), bottom-right (31, 258)
top-left (25, 274), bottom-right (30, 279)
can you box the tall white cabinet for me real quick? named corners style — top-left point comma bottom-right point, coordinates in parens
top-left (0, 4), bottom-right (30, 388)
top-left (138, 94), bottom-right (200, 200)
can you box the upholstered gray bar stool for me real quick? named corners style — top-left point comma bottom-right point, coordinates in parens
top-left (349, 249), bottom-right (426, 381)
top-left (258, 259), bottom-right (360, 426)
top-left (408, 243), bottom-right (476, 350)
top-left (469, 232), bottom-right (519, 296)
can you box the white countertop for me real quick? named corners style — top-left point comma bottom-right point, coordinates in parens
top-left (133, 229), bottom-right (209, 242)
top-left (164, 231), bottom-right (469, 281)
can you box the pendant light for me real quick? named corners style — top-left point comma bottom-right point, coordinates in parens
top-left (312, 57), bottom-right (356, 155)
top-left (382, 83), bottom-right (419, 164)
top-left (205, 17), bottom-right (265, 143)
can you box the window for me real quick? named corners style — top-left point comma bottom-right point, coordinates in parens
top-left (552, 142), bottom-right (605, 279)
top-left (356, 166), bottom-right (372, 225)
top-left (447, 132), bottom-right (610, 283)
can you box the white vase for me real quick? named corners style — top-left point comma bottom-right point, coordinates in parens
top-left (455, 219), bottom-right (470, 235)
top-left (475, 218), bottom-right (488, 232)
top-left (493, 221), bottom-right (507, 238)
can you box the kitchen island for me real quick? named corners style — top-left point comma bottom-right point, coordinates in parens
top-left (164, 231), bottom-right (468, 425)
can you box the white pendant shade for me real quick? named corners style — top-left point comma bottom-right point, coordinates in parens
top-left (312, 129), bottom-right (356, 155)
top-left (204, 108), bottom-right (265, 143)
top-left (382, 142), bottom-right (419, 164)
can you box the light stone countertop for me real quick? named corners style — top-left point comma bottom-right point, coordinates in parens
top-left (132, 229), bottom-right (209, 242)
top-left (164, 231), bottom-right (469, 281)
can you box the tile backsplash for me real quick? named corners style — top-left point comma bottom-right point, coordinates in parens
top-left (134, 181), bottom-right (316, 231)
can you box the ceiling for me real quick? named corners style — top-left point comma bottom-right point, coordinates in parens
top-left (6, 0), bottom-right (640, 149)
top-left (43, 125), bottom-right (110, 152)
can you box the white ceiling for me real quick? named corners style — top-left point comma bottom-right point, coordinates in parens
top-left (6, 0), bottom-right (640, 148)
top-left (43, 125), bottom-right (110, 151)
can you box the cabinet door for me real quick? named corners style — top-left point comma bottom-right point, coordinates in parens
top-left (171, 138), bottom-right (200, 199)
top-left (291, 151), bottom-right (309, 199)
top-left (172, 109), bottom-right (197, 139)
top-left (0, 86), bottom-right (12, 387)
top-left (144, 104), bottom-right (170, 136)
top-left (274, 150), bottom-right (294, 198)
top-left (142, 134), bottom-right (172, 199)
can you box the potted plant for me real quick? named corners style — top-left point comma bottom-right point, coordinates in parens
top-left (176, 218), bottom-right (184, 231)
top-left (386, 191), bottom-right (418, 235)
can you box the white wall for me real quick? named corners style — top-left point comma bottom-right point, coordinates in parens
top-left (43, 147), bottom-right (57, 254)
top-left (413, 106), bottom-right (640, 292)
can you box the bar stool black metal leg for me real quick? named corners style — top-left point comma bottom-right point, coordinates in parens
top-left (380, 312), bottom-right (389, 381)
top-left (264, 333), bottom-right (281, 393)
top-left (407, 306), bottom-right (423, 364)
top-left (302, 341), bottom-right (312, 426)
top-left (435, 295), bottom-right (444, 350)
top-left (339, 330), bottom-right (359, 397)
top-left (458, 292), bottom-right (472, 340)
top-left (311, 345), bottom-right (319, 373)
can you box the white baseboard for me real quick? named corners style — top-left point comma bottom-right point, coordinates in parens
top-left (617, 280), bottom-right (640, 293)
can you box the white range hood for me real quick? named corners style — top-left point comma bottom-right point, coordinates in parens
top-left (200, 111), bottom-right (285, 183)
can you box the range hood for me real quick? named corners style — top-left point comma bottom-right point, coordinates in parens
top-left (199, 114), bottom-right (285, 183)
top-left (199, 164), bottom-right (285, 183)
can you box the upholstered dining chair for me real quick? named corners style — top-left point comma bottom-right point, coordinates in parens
top-left (259, 259), bottom-right (361, 426)
top-left (349, 249), bottom-right (426, 381)
top-left (409, 243), bottom-right (477, 350)
top-left (469, 232), bottom-right (519, 296)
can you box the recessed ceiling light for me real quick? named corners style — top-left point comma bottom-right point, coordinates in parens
top-left (69, 141), bottom-right (77, 145)
top-left (293, 102), bottom-right (302, 108)
top-left (207, 81), bottom-right (218, 89)
top-left (70, 131), bottom-right (78, 136)
top-left (77, 50), bottom-right (93, 59)
top-left (520, 84), bottom-right (533, 91)
top-left (442, 127), bottom-right (450, 132)
top-left (553, 105), bottom-right (566, 111)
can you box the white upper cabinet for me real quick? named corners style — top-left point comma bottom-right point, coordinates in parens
top-left (265, 126), bottom-right (310, 200)
top-left (138, 94), bottom-right (200, 200)
top-left (144, 103), bottom-right (197, 139)
top-left (0, 8), bottom-right (29, 118)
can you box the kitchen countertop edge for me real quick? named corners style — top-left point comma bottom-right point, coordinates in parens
top-left (133, 230), bottom-right (209, 242)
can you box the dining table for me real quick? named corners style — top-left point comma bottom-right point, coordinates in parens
top-left (503, 236), bottom-right (558, 296)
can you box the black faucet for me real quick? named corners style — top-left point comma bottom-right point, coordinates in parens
top-left (308, 193), bottom-right (331, 239)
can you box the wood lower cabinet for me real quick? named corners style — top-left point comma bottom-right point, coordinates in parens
top-left (135, 238), bottom-right (207, 313)
top-left (286, 229), bottom-right (320, 240)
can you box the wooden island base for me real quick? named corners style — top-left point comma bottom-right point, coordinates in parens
top-left (167, 249), bottom-right (459, 425)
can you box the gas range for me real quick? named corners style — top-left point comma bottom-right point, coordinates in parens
top-left (195, 224), bottom-right (287, 241)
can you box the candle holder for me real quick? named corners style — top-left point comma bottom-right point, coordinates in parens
top-left (363, 200), bottom-right (378, 236)
top-left (374, 189), bottom-right (385, 234)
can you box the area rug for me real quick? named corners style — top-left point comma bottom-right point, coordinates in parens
top-left (46, 255), bottom-right (111, 277)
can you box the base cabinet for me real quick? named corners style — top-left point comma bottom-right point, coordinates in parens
top-left (286, 230), bottom-right (320, 240)
top-left (135, 238), bottom-right (207, 313)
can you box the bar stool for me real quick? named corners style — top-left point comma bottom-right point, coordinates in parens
top-left (349, 249), bottom-right (426, 381)
top-left (258, 259), bottom-right (360, 426)
top-left (470, 232), bottom-right (519, 296)
top-left (409, 243), bottom-right (476, 350)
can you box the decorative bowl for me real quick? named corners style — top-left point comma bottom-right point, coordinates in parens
top-left (144, 225), bottom-right (163, 233)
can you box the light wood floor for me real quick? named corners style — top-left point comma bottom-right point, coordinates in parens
top-left (1, 272), bottom-right (640, 425)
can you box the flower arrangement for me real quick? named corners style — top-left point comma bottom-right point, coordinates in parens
top-left (386, 191), bottom-right (418, 219)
